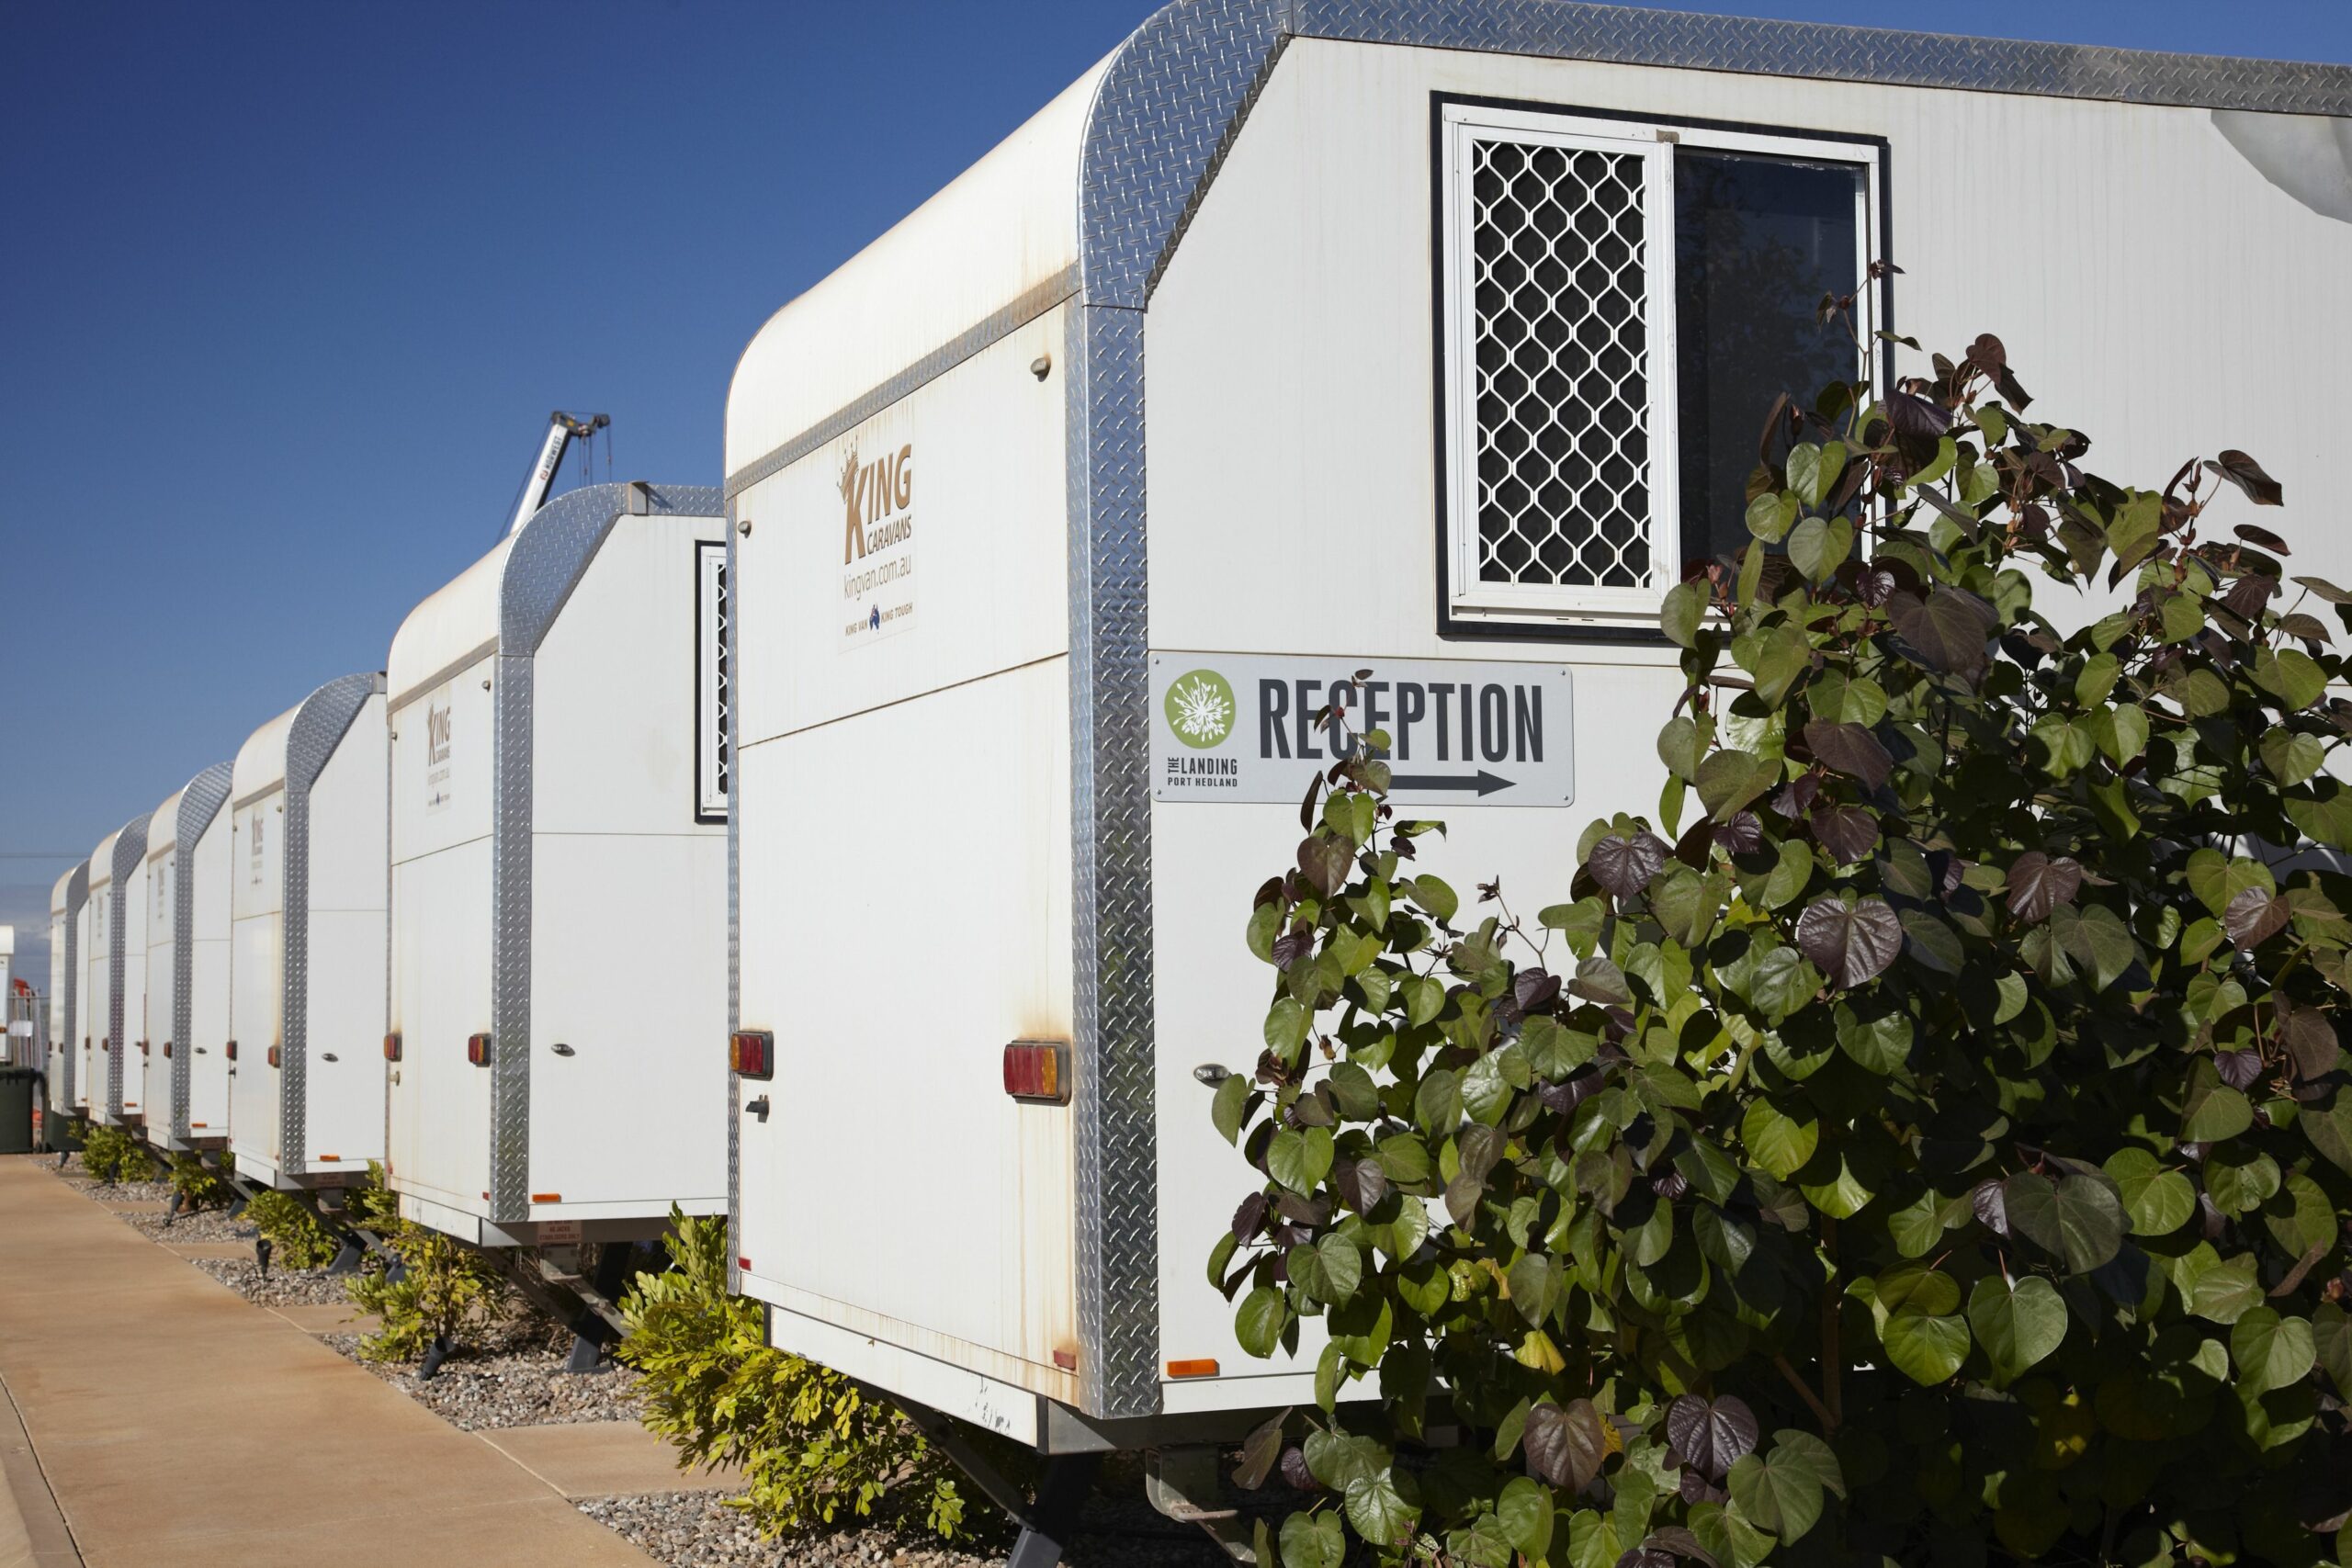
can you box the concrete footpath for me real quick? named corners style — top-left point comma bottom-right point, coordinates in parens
top-left (0, 1156), bottom-right (660, 1568)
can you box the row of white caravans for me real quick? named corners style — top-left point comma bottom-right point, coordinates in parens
top-left (47, 482), bottom-right (730, 1248)
top-left (37, 0), bottom-right (2352, 1523)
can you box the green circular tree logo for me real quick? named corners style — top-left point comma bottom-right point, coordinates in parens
top-left (1164, 669), bottom-right (1236, 749)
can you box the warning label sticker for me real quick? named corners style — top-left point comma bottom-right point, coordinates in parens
top-left (1148, 654), bottom-right (1575, 807)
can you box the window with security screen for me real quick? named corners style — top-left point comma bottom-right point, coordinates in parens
top-left (695, 539), bottom-right (729, 823)
top-left (1441, 103), bottom-right (1877, 629)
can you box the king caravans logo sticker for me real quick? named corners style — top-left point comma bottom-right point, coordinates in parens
top-left (839, 437), bottom-right (915, 649)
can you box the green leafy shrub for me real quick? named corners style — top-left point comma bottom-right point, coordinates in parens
top-left (346, 1221), bottom-right (505, 1364)
top-left (1211, 331), bottom-right (2352, 1568)
top-left (165, 1150), bottom-right (231, 1211)
top-left (618, 1209), bottom-right (969, 1538)
top-left (78, 1122), bottom-right (156, 1184)
top-left (245, 1189), bottom-right (339, 1269)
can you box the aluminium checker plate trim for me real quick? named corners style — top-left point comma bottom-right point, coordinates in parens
top-left (487, 481), bottom-right (725, 1228)
top-left (106, 814), bottom-right (153, 1124)
top-left (170, 763), bottom-right (234, 1145)
top-left (725, 495), bottom-right (742, 1298)
top-left (279, 671), bottom-right (383, 1179)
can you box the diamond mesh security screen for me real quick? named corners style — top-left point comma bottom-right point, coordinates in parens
top-left (1469, 135), bottom-right (1655, 591)
top-left (696, 540), bottom-right (729, 821)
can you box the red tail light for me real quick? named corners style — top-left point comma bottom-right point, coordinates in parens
top-left (467, 1032), bottom-right (492, 1066)
top-left (225, 1039), bottom-right (238, 1061)
top-left (1002, 1040), bottom-right (1069, 1103)
top-left (267, 1045), bottom-right (281, 1068)
top-left (163, 1041), bottom-right (173, 1058)
top-left (383, 1032), bottom-right (402, 1062)
top-left (729, 1031), bottom-right (773, 1079)
top-left (138, 1039), bottom-right (150, 1056)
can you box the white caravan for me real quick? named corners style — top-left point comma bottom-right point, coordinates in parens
top-left (722, 0), bottom-right (2352, 1481)
top-left (83, 818), bottom-right (151, 1128)
top-left (142, 762), bottom-right (235, 1151)
top-left (46, 864), bottom-right (83, 1134)
top-left (383, 480), bottom-right (729, 1247)
top-left (226, 673), bottom-right (390, 1190)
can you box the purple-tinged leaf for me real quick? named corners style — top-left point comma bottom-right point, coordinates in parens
top-left (2279, 1007), bottom-right (2341, 1080)
top-left (1646, 1525), bottom-right (1724, 1568)
top-left (1296, 836), bottom-right (1353, 897)
top-left (1888, 587), bottom-right (1998, 681)
top-left (2005, 852), bottom-right (2084, 923)
top-left (2292, 575), bottom-right (2352, 605)
top-left (1232, 1191), bottom-right (1270, 1242)
top-left (1964, 333), bottom-right (2008, 374)
top-left (1334, 1158), bottom-right (1389, 1213)
top-left (1678, 1471), bottom-right (1730, 1507)
top-left (1523, 1398), bottom-right (1610, 1490)
top-left (1514, 969), bottom-right (1563, 1013)
top-left (1772, 773), bottom-right (1822, 820)
top-left (2215, 1049), bottom-right (2263, 1090)
top-left (1793, 897), bottom-right (1905, 987)
top-left (1665, 1393), bottom-right (1759, 1482)
top-left (1810, 805), bottom-right (1881, 865)
top-left (2277, 612), bottom-right (2334, 644)
top-left (1718, 812), bottom-right (1764, 855)
top-left (1803, 721), bottom-right (1894, 790)
top-left (2222, 574), bottom-right (2279, 620)
top-left (1973, 1177), bottom-right (2010, 1238)
top-left (1856, 565), bottom-right (1900, 607)
top-left (2208, 449), bottom-right (2283, 507)
top-left (1235, 1407), bottom-right (1289, 1490)
top-left (1279, 1446), bottom-right (1319, 1493)
top-left (1620, 1551), bottom-right (1678, 1568)
top-left (2222, 886), bottom-right (2290, 949)
top-left (1887, 389), bottom-right (1952, 438)
top-left (1589, 832), bottom-right (1670, 900)
top-left (2233, 523), bottom-right (2291, 556)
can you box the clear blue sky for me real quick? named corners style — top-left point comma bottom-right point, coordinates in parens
top-left (4, 0), bottom-right (2348, 988)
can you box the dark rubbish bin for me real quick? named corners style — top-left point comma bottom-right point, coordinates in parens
top-left (0, 1068), bottom-right (37, 1156)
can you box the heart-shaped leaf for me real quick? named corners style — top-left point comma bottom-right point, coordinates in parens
top-left (2005, 852), bottom-right (2083, 923)
top-left (2102, 1148), bottom-right (2195, 1235)
top-left (1666, 1393), bottom-right (1759, 1481)
top-left (1888, 587), bottom-right (1997, 681)
top-left (1589, 832), bottom-right (1669, 900)
top-left (1296, 835), bottom-right (1353, 897)
top-left (2003, 1172), bottom-right (2126, 1274)
top-left (2230, 1306), bottom-right (2315, 1393)
top-left (2208, 448), bottom-right (2283, 506)
top-left (1967, 1274), bottom-right (2067, 1383)
top-left (1793, 896), bottom-right (1904, 987)
top-left (1801, 720), bottom-right (1893, 790)
top-left (1522, 1397), bottom-right (1609, 1490)
top-left (1882, 1309), bottom-right (1973, 1385)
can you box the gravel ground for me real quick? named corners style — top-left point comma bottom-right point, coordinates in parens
top-left (320, 1327), bottom-right (646, 1430)
top-left (190, 1256), bottom-right (357, 1306)
top-left (576, 1484), bottom-right (1242, 1568)
top-left (123, 1203), bottom-right (252, 1244)
top-left (62, 1174), bottom-right (175, 1204)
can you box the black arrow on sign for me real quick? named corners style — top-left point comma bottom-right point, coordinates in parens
top-left (1389, 771), bottom-right (1514, 796)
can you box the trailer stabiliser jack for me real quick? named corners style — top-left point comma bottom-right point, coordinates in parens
top-left (419, 1334), bottom-right (458, 1381)
top-left (888, 1393), bottom-right (1105, 1568)
top-left (1146, 1446), bottom-right (1258, 1563)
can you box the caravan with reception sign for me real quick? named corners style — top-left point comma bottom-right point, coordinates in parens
top-left (226, 672), bottom-right (390, 1190)
top-left (718, 1), bottom-right (2352, 1551)
top-left (141, 762), bottom-right (237, 1152)
top-left (381, 479), bottom-right (729, 1254)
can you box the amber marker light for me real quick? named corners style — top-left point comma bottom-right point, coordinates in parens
top-left (1001, 1040), bottom-right (1069, 1103)
top-left (1166, 1359), bottom-right (1220, 1379)
top-left (532, 1193), bottom-right (562, 1204)
top-left (729, 1032), bottom-right (773, 1079)
top-left (383, 1032), bottom-right (401, 1062)
top-left (266, 1045), bottom-right (281, 1068)
top-left (467, 1032), bottom-right (492, 1066)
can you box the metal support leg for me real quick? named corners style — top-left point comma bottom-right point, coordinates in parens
top-left (889, 1393), bottom-right (1101, 1568)
top-left (1006, 1453), bottom-right (1102, 1568)
top-left (419, 1334), bottom-right (458, 1381)
top-left (564, 1244), bottom-right (636, 1373)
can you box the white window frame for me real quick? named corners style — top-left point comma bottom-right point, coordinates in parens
top-left (695, 538), bottom-right (729, 824)
top-left (1441, 103), bottom-right (1881, 630)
